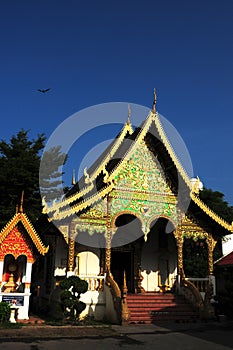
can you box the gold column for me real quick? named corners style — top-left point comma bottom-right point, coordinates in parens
top-left (105, 228), bottom-right (112, 273)
top-left (173, 226), bottom-right (184, 295)
top-left (174, 227), bottom-right (184, 276)
top-left (99, 249), bottom-right (105, 275)
top-left (67, 221), bottom-right (76, 272)
top-left (105, 196), bottom-right (112, 273)
top-left (207, 235), bottom-right (217, 275)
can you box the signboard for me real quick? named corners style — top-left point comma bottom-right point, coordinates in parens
top-left (2, 295), bottom-right (24, 306)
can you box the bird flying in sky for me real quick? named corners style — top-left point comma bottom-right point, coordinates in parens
top-left (37, 88), bottom-right (51, 93)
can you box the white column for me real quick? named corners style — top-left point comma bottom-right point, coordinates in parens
top-left (25, 262), bottom-right (32, 281)
top-left (0, 260), bottom-right (4, 291)
top-left (209, 274), bottom-right (216, 296)
top-left (0, 260), bottom-right (4, 281)
top-left (24, 262), bottom-right (32, 292)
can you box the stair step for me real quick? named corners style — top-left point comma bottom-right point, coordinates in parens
top-left (126, 293), bottom-right (199, 324)
top-left (128, 300), bottom-right (192, 304)
top-left (128, 307), bottom-right (189, 311)
top-left (127, 294), bottom-right (177, 298)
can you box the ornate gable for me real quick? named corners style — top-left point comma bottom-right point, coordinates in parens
top-left (108, 139), bottom-right (178, 239)
top-left (0, 213), bottom-right (49, 260)
top-left (113, 139), bottom-right (174, 196)
top-left (72, 139), bottom-right (178, 240)
top-left (0, 226), bottom-right (34, 261)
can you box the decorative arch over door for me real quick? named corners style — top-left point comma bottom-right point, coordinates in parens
top-left (2, 254), bottom-right (27, 292)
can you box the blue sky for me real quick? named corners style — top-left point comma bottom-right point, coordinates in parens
top-left (1, 1), bottom-right (233, 204)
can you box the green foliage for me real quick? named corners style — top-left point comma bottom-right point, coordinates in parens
top-left (0, 129), bottom-right (45, 226)
top-left (60, 276), bottom-right (88, 322)
top-left (0, 302), bottom-right (11, 324)
top-left (183, 239), bottom-right (209, 277)
top-left (0, 129), bottom-right (67, 227)
top-left (200, 188), bottom-right (233, 223)
top-left (183, 188), bottom-right (233, 277)
top-left (183, 238), bottom-right (222, 278)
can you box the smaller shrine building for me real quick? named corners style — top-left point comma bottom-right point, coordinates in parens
top-left (0, 196), bottom-right (48, 320)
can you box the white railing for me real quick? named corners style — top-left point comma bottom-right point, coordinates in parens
top-left (185, 276), bottom-right (216, 296)
top-left (186, 278), bottom-right (209, 293)
top-left (77, 275), bottom-right (106, 292)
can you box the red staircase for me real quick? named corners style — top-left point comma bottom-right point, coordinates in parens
top-left (126, 293), bottom-right (199, 324)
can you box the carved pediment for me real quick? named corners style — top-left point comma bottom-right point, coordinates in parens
top-left (113, 140), bottom-right (174, 195)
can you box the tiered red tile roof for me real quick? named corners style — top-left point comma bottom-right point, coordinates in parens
top-left (215, 251), bottom-right (233, 266)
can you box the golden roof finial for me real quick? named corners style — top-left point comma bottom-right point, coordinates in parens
top-left (72, 169), bottom-right (76, 185)
top-left (19, 190), bottom-right (24, 213)
top-left (127, 103), bottom-right (131, 124)
top-left (152, 87), bottom-right (156, 113)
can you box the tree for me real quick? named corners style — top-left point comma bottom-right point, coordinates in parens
top-left (183, 187), bottom-right (233, 277)
top-left (0, 129), bottom-right (67, 227)
top-left (183, 238), bottom-right (208, 278)
top-left (0, 130), bottom-right (45, 226)
top-left (200, 188), bottom-right (233, 223)
top-left (39, 145), bottom-right (67, 202)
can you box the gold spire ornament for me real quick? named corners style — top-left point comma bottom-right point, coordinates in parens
top-left (152, 88), bottom-right (156, 113)
top-left (121, 270), bottom-right (130, 325)
top-left (127, 103), bottom-right (131, 124)
top-left (19, 190), bottom-right (24, 213)
top-left (72, 169), bottom-right (76, 185)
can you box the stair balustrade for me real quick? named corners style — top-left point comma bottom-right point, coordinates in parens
top-left (77, 275), bottom-right (106, 291)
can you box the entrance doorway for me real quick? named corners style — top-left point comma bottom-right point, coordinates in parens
top-left (140, 218), bottom-right (177, 292)
top-left (111, 251), bottom-right (134, 293)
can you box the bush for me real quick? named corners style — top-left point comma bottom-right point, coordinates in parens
top-left (0, 302), bottom-right (11, 324)
top-left (60, 276), bottom-right (88, 322)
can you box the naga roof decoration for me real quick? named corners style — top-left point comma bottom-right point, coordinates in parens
top-left (43, 119), bottom-right (133, 216)
top-left (0, 212), bottom-right (49, 255)
top-left (43, 95), bottom-right (233, 234)
top-left (190, 191), bottom-right (233, 232)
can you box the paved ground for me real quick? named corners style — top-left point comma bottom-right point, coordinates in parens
top-left (0, 319), bottom-right (233, 341)
top-left (0, 324), bottom-right (116, 340)
top-left (0, 319), bottom-right (233, 350)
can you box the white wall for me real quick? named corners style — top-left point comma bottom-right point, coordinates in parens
top-left (222, 234), bottom-right (233, 256)
top-left (54, 236), bottom-right (68, 277)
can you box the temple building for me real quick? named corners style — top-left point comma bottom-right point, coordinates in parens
top-left (37, 92), bottom-right (233, 323)
top-left (0, 193), bottom-right (48, 320)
